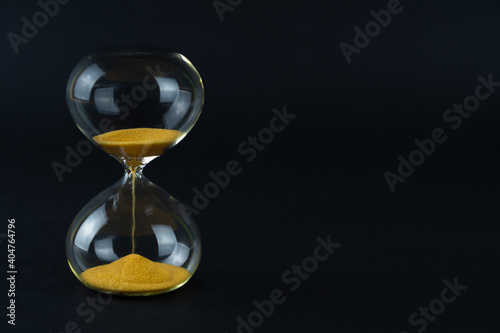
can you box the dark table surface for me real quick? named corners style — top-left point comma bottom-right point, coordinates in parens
top-left (2, 0), bottom-right (500, 332)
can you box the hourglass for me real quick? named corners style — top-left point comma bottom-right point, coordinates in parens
top-left (65, 50), bottom-right (204, 296)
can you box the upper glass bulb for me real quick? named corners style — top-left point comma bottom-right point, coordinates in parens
top-left (66, 50), bottom-right (204, 160)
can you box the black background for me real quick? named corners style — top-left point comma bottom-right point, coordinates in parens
top-left (1, 0), bottom-right (500, 332)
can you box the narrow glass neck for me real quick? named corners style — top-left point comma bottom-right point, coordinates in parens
top-left (121, 162), bottom-right (147, 188)
top-left (115, 155), bottom-right (157, 174)
top-left (123, 166), bottom-right (144, 179)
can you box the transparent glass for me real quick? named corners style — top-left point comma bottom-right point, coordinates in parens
top-left (65, 50), bottom-right (204, 296)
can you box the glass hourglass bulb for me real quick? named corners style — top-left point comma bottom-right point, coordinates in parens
top-left (65, 50), bottom-right (204, 296)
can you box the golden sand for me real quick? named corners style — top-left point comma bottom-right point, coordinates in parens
top-left (81, 254), bottom-right (190, 293)
top-left (93, 128), bottom-right (182, 157)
